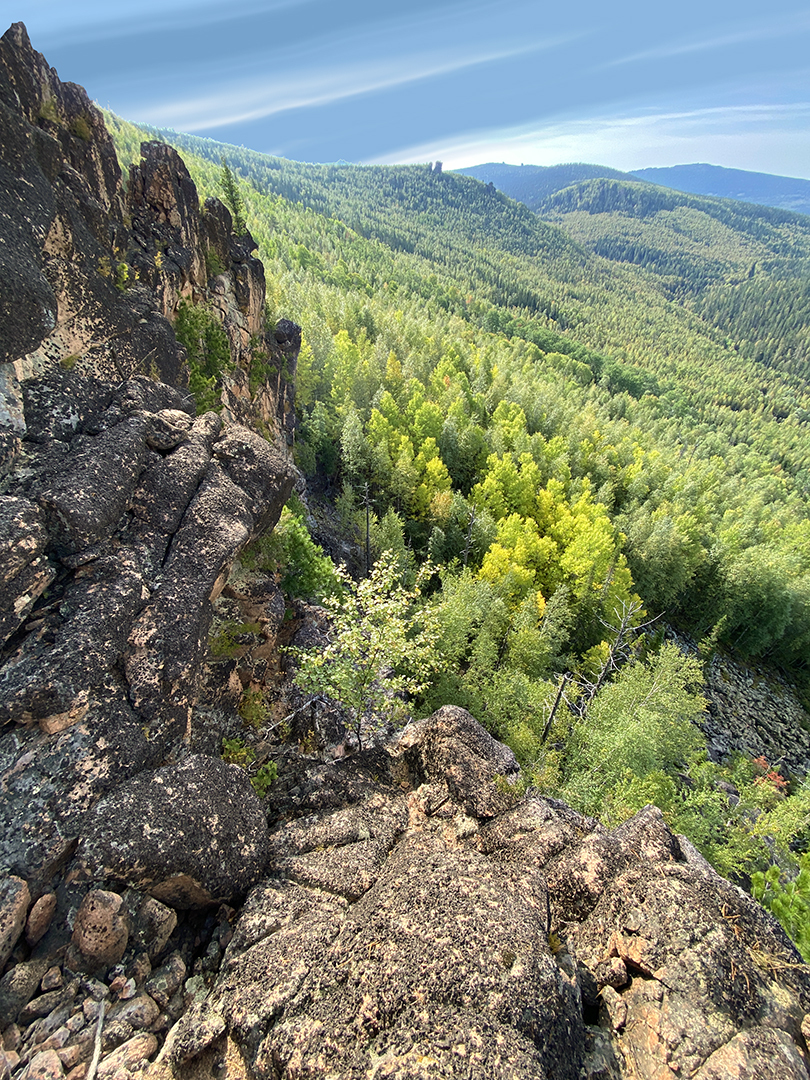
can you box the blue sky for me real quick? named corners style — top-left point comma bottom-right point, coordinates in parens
top-left (10, 1), bottom-right (810, 176)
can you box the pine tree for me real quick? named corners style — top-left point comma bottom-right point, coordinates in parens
top-left (220, 157), bottom-right (248, 235)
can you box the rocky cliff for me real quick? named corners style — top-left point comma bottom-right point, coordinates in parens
top-left (0, 18), bottom-right (299, 883)
top-left (0, 22), bottom-right (809, 1080)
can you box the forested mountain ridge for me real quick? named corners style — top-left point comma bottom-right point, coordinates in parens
top-left (454, 161), bottom-right (634, 209)
top-left (539, 176), bottom-right (810, 379)
top-left (633, 162), bottom-right (810, 217)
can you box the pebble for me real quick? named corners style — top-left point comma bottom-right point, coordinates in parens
top-left (110, 995), bottom-right (160, 1030)
top-left (2, 1051), bottom-right (21, 1073)
top-left (96, 1034), bottom-right (158, 1079)
top-left (55, 1045), bottom-right (85, 1071)
top-left (101, 1020), bottom-right (134, 1054)
top-left (65, 1064), bottom-right (88, 1080)
top-left (65, 1015), bottom-right (85, 1036)
top-left (143, 954), bottom-right (185, 1010)
top-left (19, 1048), bottom-right (64, 1080)
top-left (25, 895), bottom-right (57, 948)
top-left (3, 1026), bottom-right (22, 1052)
top-left (71, 893), bottom-right (129, 972)
top-left (130, 898), bottom-right (176, 961)
top-left (41, 969), bottom-right (63, 993)
top-left (38, 1027), bottom-right (70, 1053)
top-left (126, 956), bottom-right (150, 987)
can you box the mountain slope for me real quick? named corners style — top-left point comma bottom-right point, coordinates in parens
top-left (539, 177), bottom-right (810, 381)
top-left (101, 113), bottom-right (810, 680)
top-left (632, 163), bottom-right (810, 217)
top-left (453, 161), bottom-right (633, 210)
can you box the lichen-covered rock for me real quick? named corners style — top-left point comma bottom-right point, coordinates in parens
top-left (25, 892), bottom-right (57, 946)
top-left (394, 704), bottom-right (521, 818)
top-left (0, 875), bottom-right (31, 967)
top-left (74, 756), bottom-right (270, 908)
top-left (568, 851), bottom-right (810, 1079)
top-left (0, 496), bottom-right (53, 644)
top-left (70, 890), bottom-right (129, 972)
top-left (161, 713), bottom-right (810, 1080)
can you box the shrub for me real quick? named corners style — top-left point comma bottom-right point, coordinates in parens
top-left (291, 553), bottom-right (444, 748)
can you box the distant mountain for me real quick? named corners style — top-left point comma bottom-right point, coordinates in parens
top-left (631, 164), bottom-right (810, 217)
top-left (453, 162), bottom-right (632, 210)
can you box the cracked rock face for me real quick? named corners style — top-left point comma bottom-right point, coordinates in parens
top-left (0, 371), bottom-right (294, 882)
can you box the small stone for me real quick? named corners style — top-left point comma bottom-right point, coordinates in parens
top-left (183, 975), bottom-right (207, 1007)
top-left (19, 1049), bottom-right (64, 1080)
top-left (600, 985), bottom-right (627, 1032)
top-left (126, 955), bottom-right (151, 987)
top-left (41, 969), bottom-right (63, 992)
top-left (55, 1045), bottom-right (85, 1070)
top-left (82, 1001), bottom-right (101, 1022)
top-left (0, 877), bottom-right (32, 969)
top-left (71, 893), bottom-right (129, 972)
top-left (80, 979), bottom-right (109, 1002)
top-left (110, 978), bottom-right (136, 1001)
top-left (65, 1065), bottom-right (88, 1080)
top-left (101, 1020), bottom-right (134, 1055)
top-left (39, 1027), bottom-right (70, 1053)
top-left (802, 1014), bottom-right (810, 1045)
top-left (3, 1025), bottom-right (22, 1052)
top-left (109, 995), bottom-right (159, 1031)
top-left (31, 1002), bottom-right (74, 1043)
top-left (19, 985), bottom-right (77, 1027)
top-left (96, 1034), bottom-right (158, 1079)
top-left (143, 953), bottom-right (185, 1010)
top-left (65, 1016), bottom-right (85, 1035)
top-left (1, 1051), bottom-right (20, 1073)
top-left (26, 895), bottom-right (57, 948)
top-left (130, 899), bottom-right (176, 962)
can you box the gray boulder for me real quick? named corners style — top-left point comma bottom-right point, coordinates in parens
top-left (74, 755), bottom-right (270, 908)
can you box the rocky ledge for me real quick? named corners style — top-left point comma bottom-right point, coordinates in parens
top-left (0, 707), bottom-right (807, 1080)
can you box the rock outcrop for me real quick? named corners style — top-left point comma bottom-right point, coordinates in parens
top-left (146, 708), bottom-right (810, 1080)
top-left (0, 21), bottom-right (296, 885)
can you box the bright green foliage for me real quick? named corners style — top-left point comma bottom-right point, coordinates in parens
top-left (209, 621), bottom-right (262, 657)
top-left (752, 855), bottom-right (810, 961)
top-left (239, 687), bottom-right (269, 728)
top-left (221, 736), bottom-right (254, 766)
top-left (251, 761), bottom-right (278, 797)
top-left (291, 553), bottom-right (444, 748)
top-left (174, 300), bottom-right (232, 414)
top-left (220, 157), bottom-right (248, 235)
top-left (559, 644), bottom-right (706, 820)
top-left (242, 502), bottom-right (340, 601)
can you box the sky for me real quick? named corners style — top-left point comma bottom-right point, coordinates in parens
top-left (9, 0), bottom-right (810, 177)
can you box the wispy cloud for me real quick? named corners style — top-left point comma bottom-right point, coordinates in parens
top-left (135, 4), bottom-right (580, 133)
top-left (21, 0), bottom-right (309, 47)
top-left (143, 44), bottom-right (548, 130)
top-left (607, 11), bottom-right (810, 67)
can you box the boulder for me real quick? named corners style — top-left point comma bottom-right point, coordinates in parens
top-left (161, 717), bottom-right (810, 1080)
top-left (74, 756), bottom-right (270, 908)
top-left (394, 704), bottom-right (521, 818)
top-left (0, 496), bottom-right (53, 644)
